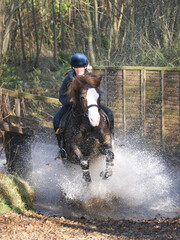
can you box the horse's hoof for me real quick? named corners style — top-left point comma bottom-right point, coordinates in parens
top-left (83, 171), bottom-right (92, 183)
top-left (100, 170), bottom-right (112, 179)
top-left (100, 171), bottom-right (104, 178)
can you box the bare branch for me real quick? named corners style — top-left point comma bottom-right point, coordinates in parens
top-left (5, 0), bottom-right (29, 23)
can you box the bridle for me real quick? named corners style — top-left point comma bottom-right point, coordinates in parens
top-left (79, 86), bottom-right (99, 116)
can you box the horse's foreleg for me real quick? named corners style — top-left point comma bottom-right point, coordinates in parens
top-left (100, 146), bottom-right (114, 179)
top-left (72, 145), bottom-right (91, 182)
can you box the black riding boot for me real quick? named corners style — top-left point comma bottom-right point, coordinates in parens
top-left (55, 133), bottom-right (67, 160)
top-left (110, 118), bottom-right (114, 137)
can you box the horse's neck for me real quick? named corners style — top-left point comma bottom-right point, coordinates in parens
top-left (73, 103), bottom-right (85, 116)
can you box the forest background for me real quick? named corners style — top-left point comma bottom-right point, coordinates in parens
top-left (0, 0), bottom-right (180, 97)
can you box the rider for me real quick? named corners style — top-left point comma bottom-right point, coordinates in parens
top-left (53, 53), bottom-right (114, 159)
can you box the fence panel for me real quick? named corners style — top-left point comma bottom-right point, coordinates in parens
top-left (93, 67), bottom-right (180, 153)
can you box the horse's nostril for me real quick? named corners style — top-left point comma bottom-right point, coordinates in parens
top-left (90, 116), bottom-right (100, 127)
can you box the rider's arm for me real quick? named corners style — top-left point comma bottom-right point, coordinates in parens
top-left (59, 71), bottom-right (74, 105)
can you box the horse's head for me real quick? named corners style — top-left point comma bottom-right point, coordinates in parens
top-left (67, 73), bottom-right (102, 127)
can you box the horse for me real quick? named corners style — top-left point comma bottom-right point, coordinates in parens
top-left (59, 72), bottom-right (114, 183)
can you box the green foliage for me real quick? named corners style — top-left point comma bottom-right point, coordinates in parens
top-left (0, 64), bottom-right (24, 90)
top-left (58, 50), bottom-right (71, 66)
top-left (125, 39), bottom-right (180, 67)
top-left (61, 0), bottom-right (72, 12)
top-left (163, 43), bottom-right (180, 67)
top-left (101, 32), bottom-right (110, 50)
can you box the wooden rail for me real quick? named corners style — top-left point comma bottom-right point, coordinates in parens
top-left (93, 66), bottom-right (180, 71)
top-left (1, 88), bottom-right (60, 105)
top-left (0, 88), bottom-right (61, 135)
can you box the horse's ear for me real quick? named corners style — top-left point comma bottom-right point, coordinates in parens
top-left (95, 74), bottom-right (102, 87)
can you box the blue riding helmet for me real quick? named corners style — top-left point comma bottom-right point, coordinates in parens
top-left (70, 53), bottom-right (88, 68)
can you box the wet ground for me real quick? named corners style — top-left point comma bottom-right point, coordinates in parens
top-left (1, 139), bottom-right (180, 221)
top-left (0, 210), bottom-right (179, 240)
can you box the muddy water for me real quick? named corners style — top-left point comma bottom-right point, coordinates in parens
top-left (1, 140), bottom-right (180, 220)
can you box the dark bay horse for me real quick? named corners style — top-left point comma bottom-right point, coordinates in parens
top-left (61, 73), bottom-right (114, 182)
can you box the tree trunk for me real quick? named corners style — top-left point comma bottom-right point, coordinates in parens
top-left (114, 0), bottom-right (124, 50)
top-left (78, 0), bottom-right (86, 52)
top-left (32, 0), bottom-right (39, 67)
top-left (86, 0), bottom-right (95, 65)
top-left (107, 1), bottom-right (113, 64)
top-left (173, 0), bottom-right (180, 42)
top-left (18, 8), bottom-right (26, 63)
top-left (2, 1), bottom-right (15, 56)
top-left (59, 0), bottom-right (65, 50)
top-left (52, 0), bottom-right (57, 62)
top-left (0, 0), bottom-right (5, 65)
top-left (94, 0), bottom-right (101, 57)
top-left (73, 0), bottom-right (79, 51)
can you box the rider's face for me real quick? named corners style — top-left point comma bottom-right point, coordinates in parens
top-left (73, 67), bottom-right (86, 76)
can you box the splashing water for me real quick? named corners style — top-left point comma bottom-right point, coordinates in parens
top-left (29, 138), bottom-right (180, 219)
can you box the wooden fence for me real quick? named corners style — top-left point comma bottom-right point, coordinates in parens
top-left (93, 66), bottom-right (180, 153)
top-left (0, 88), bottom-right (61, 133)
top-left (0, 66), bottom-right (180, 154)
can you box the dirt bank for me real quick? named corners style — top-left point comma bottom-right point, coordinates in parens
top-left (0, 211), bottom-right (179, 240)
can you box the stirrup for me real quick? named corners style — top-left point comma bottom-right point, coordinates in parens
top-left (55, 148), bottom-right (67, 160)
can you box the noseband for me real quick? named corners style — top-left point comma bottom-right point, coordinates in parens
top-left (87, 104), bottom-right (99, 109)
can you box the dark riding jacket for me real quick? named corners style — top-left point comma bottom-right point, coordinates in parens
top-left (59, 70), bottom-right (75, 106)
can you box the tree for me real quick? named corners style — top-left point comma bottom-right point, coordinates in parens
top-left (52, 0), bottom-right (57, 62)
top-left (0, 0), bottom-right (5, 65)
top-left (86, 0), bottom-right (95, 65)
top-left (31, 0), bottom-right (39, 67)
top-left (18, 7), bottom-right (26, 62)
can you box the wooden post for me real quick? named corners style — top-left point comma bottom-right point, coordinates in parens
top-left (160, 70), bottom-right (165, 150)
top-left (101, 68), bottom-right (108, 106)
top-left (15, 90), bottom-right (21, 125)
top-left (140, 69), bottom-right (146, 138)
top-left (122, 70), bottom-right (126, 135)
top-left (104, 68), bottom-right (108, 106)
top-left (15, 90), bottom-right (21, 116)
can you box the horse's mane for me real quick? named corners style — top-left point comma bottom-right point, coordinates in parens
top-left (67, 72), bottom-right (102, 104)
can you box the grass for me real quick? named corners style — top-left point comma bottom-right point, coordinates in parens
top-left (0, 171), bottom-right (35, 214)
